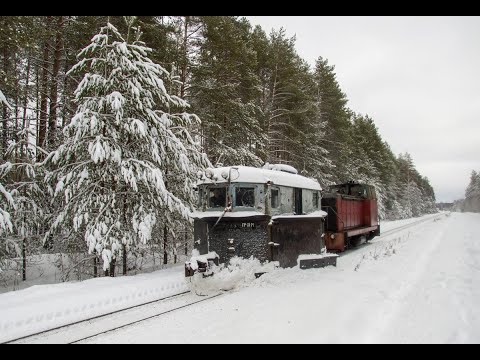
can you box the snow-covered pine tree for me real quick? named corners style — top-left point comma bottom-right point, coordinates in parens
top-left (465, 170), bottom-right (480, 212)
top-left (191, 16), bottom-right (265, 167)
top-left (0, 89), bottom-right (14, 237)
top-left (44, 22), bottom-right (210, 274)
top-left (0, 89), bottom-right (11, 111)
top-left (0, 162), bottom-right (15, 239)
top-left (0, 91), bottom-right (18, 268)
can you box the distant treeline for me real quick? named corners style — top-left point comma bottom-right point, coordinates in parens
top-left (453, 171), bottom-right (480, 212)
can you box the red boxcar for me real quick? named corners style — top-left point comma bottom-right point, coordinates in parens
top-left (321, 181), bottom-right (380, 251)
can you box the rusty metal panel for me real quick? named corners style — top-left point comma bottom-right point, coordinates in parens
top-left (346, 225), bottom-right (379, 237)
top-left (338, 197), bottom-right (366, 229)
top-left (324, 231), bottom-right (346, 252)
top-left (193, 220), bottom-right (209, 255)
top-left (299, 256), bottom-right (337, 269)
top-left (271, 218), bottom-right (325, 268)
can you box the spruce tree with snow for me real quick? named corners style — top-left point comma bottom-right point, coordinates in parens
top-left (0, 90), bottom-right (14, 239)
top-left (0, 163), bottom-right (15, 240)
top-left (0, 92), bottom-right (18, 266)
top-left (44, 22), bottom-right (210, 274)
top-left (0, 89), bottom-right (11, 111)
top-left (465, 170), bottom-right (480, 212)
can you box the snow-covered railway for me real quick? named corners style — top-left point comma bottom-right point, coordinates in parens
top-left (336, 213), bottom-right (444, 259)
top-left (376, 213), bottom-right (442, 238)
top-left (70, 293), bottom-right (223, 344)
top-left (4, 291), bottom-right (213, 344)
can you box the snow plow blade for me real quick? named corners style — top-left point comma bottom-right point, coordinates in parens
top-left (298, 254), bottom-right (338, 270)
top-left (185, 253), bottom-right (220, 277)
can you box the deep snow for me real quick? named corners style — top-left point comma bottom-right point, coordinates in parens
top-left (2, 212), bottom-right (479, 344)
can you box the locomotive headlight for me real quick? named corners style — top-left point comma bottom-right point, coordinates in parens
top-left (330, 234), bottom-right (335, 239)
top-left (221, 170), bottom-right (229, 180)
top-left (205, 168), bottom-right (214, 179)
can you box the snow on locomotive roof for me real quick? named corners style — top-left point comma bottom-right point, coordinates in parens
top-left (197, 165), bottom-right (321, 191)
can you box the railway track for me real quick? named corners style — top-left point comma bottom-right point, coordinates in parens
top-left (5, 290), bottom-right (222, 344)
top-left (70, 292), bottom-right (222, 344)
top-left (377, 213), bottom-right (444, 238)
top-left (338, 213), bottom-right (444, 257)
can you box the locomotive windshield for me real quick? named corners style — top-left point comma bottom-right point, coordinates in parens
top-left (234, 187), bottom-right (255, 208)
top-left (208, 187), bottom-right (227, 208)
top-left (200, 184), bottom-right (258, 210)
top-left (328, 182), bottom-right (374, 199)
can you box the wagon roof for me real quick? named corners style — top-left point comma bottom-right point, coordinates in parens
top-left (197, 166), bottom-right (322, 191)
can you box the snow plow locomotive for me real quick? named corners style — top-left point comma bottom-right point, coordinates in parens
top-left (185, 165), bottom-right (379, 277)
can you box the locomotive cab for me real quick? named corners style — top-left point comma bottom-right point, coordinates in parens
top-left (185, 165), bottom-right (333, 277)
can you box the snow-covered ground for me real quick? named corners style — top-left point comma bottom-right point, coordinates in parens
top-left (2, 211), bottom-right (479, 343)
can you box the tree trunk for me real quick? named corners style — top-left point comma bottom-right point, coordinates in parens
top-left (22, 52), bottom-right (31, 146)
top-left (110, 257), bottom-right (116, 277)
top-left (1, 101), bottom-right (7, 160)
top-left (123, 243), bottom-right (127, 275)
top-left (62, 48), bottom-right (69, 128)
top-left (180, 16), bottom-right (189, 99)
top-left (2, 45), bottom-right (9, 159)
top-left (93, 250), bottom-right (98, 278)
top-left (163, 224), bottom-right (168, 265)
top-left (185, 228), bottom-right (188, 256)
top-left (163, 172), bottom-right (168, 265)
top-left (37, 16), bottom-right (51, 160)
top-left (14, 53), bottom-right (19, 146)
top-left (22, 239), bottom-right (26, 281)
top-left (48, 16), bottom-right (63, 149)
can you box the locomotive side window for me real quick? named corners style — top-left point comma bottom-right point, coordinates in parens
top-left (313, 191), bottom-right (319, 209)
top-left (351, 185), bottom-right (367, 198)
top-left (295, 188), bottom-right (303, 215)
top-left (208, 187), bottom-right (227, 208)
top-left (235, 187), bottom-right (255, 208)
top-left (198, 187), bottom-right (204, 209)
top-left (279, 186), bottom-right (294, 214)
top-left (271, 189), bottom-right (280, 208)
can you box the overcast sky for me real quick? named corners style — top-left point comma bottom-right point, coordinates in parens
top-left (247, 16), bottom-right (480, 203)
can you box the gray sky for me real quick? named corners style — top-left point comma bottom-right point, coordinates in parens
top-left (247, 16), bottom-right (480, 203)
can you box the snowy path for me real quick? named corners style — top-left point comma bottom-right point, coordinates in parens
top-left (371, 212), bottom-right (480, 343)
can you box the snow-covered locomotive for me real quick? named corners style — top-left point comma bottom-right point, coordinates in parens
top-left (322, 181), bottom-right (380, 251)
top-left (184, 166), bottom-right (380, 277)
top-left (185, 164), bottom-right (333, 276)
